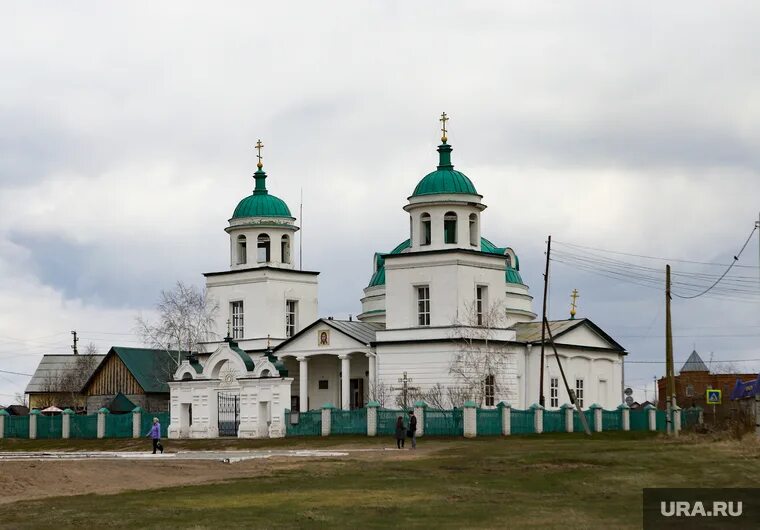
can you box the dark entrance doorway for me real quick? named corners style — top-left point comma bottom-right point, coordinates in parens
top-left (350, 378), bottom-right (364, 409)
top-left (217, 392), bottom-right (240, 436)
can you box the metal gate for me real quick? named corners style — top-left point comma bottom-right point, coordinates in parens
top-left (218, 392), bottom-right (240, 437)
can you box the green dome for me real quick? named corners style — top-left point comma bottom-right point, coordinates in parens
top-left (231, 168), bottom-right (292, 219)
top-left (412, 143), bottom-right (478, 197)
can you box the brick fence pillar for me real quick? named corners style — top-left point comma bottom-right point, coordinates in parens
top-left (29, 409), bottom-right (40, 439)
top-left (561, 403), bottom-right (574, 433)
top-left (366, 401), bottom-right (379, 437)
top-left (0, 409), bottom-right (7, 439)
top-left (62, 409), bottom-right (73, 439)
top-left (645, 404), bottom-right (657, 431)
top-left (97, 407), bottom-right (109, 439)
top-left (463, 401), bottom-right (477, 438)
top-left (498, 402), bottom-right (511, 436)
top-left (321, 403), bottom-right (333, 437)
top-left (530, 403), bottom-right (544, 434)
top-left (589, 404), bottom-right (602, 432)
top-left (132, 407), bottom-right (143, 439)
top-left (618, 403), bottom-right (630, 431)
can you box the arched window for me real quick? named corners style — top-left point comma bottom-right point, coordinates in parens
top-left (469, 213), bottom-right (478, 246)
top-left (236, 235), bottom-right (247, 265)
top-left (444, 212), bottom-right (457, 244)
top-left (420, 213), bottom-right (431, 246)
top-left (257, 234), bottom-right (270, 263)
top-left (281, 234), bottom-right (291, 264)
top-left (505, 254), bottom-right (512, 268)
top-left (261, 369), bottom-right (271, 378)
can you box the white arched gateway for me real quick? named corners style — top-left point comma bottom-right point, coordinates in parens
top-left (168, 339), bottom-right (292, 439)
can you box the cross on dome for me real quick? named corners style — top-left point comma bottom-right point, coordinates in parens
top-left (255, 139), bottom-right (264, 169)
top-left (439, 112), bottom-right (449, 143)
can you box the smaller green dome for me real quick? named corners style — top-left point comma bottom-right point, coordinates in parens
top-left (232, 168), bottom-right (292, 219)
top-left (412, 143), bottom-right (478, 197)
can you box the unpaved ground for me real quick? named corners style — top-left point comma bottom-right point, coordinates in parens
top-left (0, 446), bottom-right (425, 505)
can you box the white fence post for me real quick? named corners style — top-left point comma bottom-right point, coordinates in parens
top-left (0, 409), bottom-right (7, 439)
top-left (498, 402), bottom-right (511, 436)
top-left (132, 407), bottom-right (142, 439)
top-left (463, 401), bottom-right (477, 438)
top-left (414, 401), bottom-right (426, 437)
top-left (62, 409), bottom-right (73, 439)
top-left (589, 404), bottom-right (602, 432)
top-left (530, 403), bottom-right (544, 434)
top-left (29, 409), bottom-right (39, 439)
top-left (645, 404), bottom-right (657, 431)
top-left (561, 403), bottom-right (574, 433)
top-left (619, 404), bottom-right (630, 431)
top-left (321, 404), bottom-right (333, 437)
top-left (366, 401), bottom-right (379, 437)
top-left (97, 408), bottom-right (109, 439)
top-left (673, 406), bottom-right (681, 436)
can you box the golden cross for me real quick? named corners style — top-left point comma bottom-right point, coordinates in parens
top-left (255, 139), bottom-right (264, 169)
top-left (570, 289), bottom-right (579, 319)
top-left (439, 112), bottom-right (449, 143)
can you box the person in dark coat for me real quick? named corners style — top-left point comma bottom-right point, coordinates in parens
top-left (395, 416), bottom-right (406, 449)
top-left (408, 410), bottom-right (417, 449)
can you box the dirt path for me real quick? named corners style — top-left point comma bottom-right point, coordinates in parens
top-left (0, 447), bottom-right (427, 505)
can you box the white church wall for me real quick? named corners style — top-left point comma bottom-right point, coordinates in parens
top-left (556, 326), bottom-right (616, 350)
top-left (384, 252), bottom-right (508, 329)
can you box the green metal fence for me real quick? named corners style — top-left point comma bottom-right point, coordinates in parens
top-left (543, 410), bottom-right (565, 433)
top-left (656, 410), bottom-right (667, 431)
top-left (602, 410), bottom-right (622, 431)
top-left (69, 414), bottom-right (98, 439)
top-left (5, 415), bottom-right (29, 438)
top-left (331, 408), bottom-right (367, 435)
top-left (377, 409), bottom-right (405, 436)
top-left (630, 409), bottom-right (649, 431)
top-left (573, 410), bottom-right (594, 433)
top-left (286, 410), bottom-right (322, 436)
top-left (106, 413), bottom-right (133, 438)
top-left (424, 409), bottom-right (463, 436)
top-left (36, 415), bottom-right (63, 439)
top-left (476, 408), bottom-right (501, 436)
top-left (510, 409), bottom-right (534, 434)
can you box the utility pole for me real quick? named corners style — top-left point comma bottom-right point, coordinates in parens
top-left (71, 330), bottom-right (79, 355)
top-left (665, 265), bottom-right (677, 436)
top-left (299, 187), bottom-right (303, 271)
top-left (653, 375), bottom-right (658, 405)
top-left (538, 235), bottom-right (551, 408)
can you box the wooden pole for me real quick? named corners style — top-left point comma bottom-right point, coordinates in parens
top-left (665, 264), bottom-right (677, 436)
top-left (538, 235), bottom-right (551, 407)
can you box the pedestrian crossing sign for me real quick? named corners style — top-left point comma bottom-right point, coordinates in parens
top-left (706, 389), bottom-right (721, 405)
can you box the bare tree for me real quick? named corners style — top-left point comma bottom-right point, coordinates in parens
top-left (367, 381), bottom-right (391, 408)
top-left (13, 392), bottom-right (28, 407)
top-left (59, 343), bottom-right (100, 411)
top-left (135, 281), bottom-right (220, 368)
top-left (449, 300), bottom-right (517, 407)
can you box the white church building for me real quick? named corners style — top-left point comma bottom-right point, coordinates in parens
top-left (168, 125), bottom-right (626, 439)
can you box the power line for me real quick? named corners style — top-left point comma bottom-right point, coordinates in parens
top-left (0, 369), bottom-right (33, 377)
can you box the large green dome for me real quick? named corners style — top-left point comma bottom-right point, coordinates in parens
top-left (231, 168), bottom-right (292, 219)
top-left (412, 143), bottom-right (478, 197)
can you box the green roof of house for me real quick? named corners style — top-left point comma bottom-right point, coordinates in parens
top-left (107, 392), bottom-right (137, 414)
top-left (367, 237), bottom-right (523, 287)
top-left (84, 347), bottom-right (191, 394)
top-left (232, 168), bottom-right (292, 219)
top-left (412, 143), bottom-right (478, 197)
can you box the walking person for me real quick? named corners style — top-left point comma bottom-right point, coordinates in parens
top-left (146, 417), bottom-right (164, 454)
top-left (408, 409), bottom-right (417, 449)
top-left (395, 416), bottom-right (406, 449)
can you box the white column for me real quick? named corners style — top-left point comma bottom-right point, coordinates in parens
top-left (132, 409), bottom-right (142, 438)
top-left (367, 403), bottom-right (378, 437)
top-left (366, 353), bottom-right (376, 391)
top-left (463, 401), bottom-right (477, 438)
top-left (562, 404), bottom-right (574, 433)
top-left (97, 409), bottom-right (108, 439)
top-left (321, 405), bottom-right (332, 436)
top-left (29, 412), bottom-right (38, 439)
top-left (532, 404), bottom-right (544, 434)
top-left (500, 403), bottom-right (511, 436)
top-left (647, 405), bottom-right (657, 431)
top-left (339, 355), bottom-right (351, 411)
top-left (413, 402), bottom-right (425, 437)
top-left (620, 405), bottom-right (630, 431)
top-left (0, 413), bottom-right (5, 439)
top-left (62, 412), bottom-right (71, 439)
top-left (297, 356), bottom-right (309, 412)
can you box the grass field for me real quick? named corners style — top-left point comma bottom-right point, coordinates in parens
top-left (1, 432), bottom-right (759, 529)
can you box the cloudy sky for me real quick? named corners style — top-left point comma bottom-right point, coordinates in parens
top-left (1, 2), bottom-right (759, 405)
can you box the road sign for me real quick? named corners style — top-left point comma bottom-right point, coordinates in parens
top-left (624, 387), bottom-right (633, 396)
top-left (706, 389), bottom-right (722, 405)
top-left (625, 396), bottom-right (634, 406)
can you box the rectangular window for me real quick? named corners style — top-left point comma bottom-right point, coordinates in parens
top-left (550, 377), bottom-right (559, 408)
top-left (318, 380), bottom-right (329, 390)
top-left (475, 285), bottom-right (487, 326)
top-left (421, 216), bottom-right (431, 246)
top-left (231, 301), bottom-right (244, 339)
top-left (444, 216), bottom-right (457, 244)
top-left (417, 286), bottom-right (430, 326)
top-left (285, 300), bottom-right (297, 338)
top-left (484, 374), bottom-right (495, 407)
top-left (575, 378), bottom-right (584, 408)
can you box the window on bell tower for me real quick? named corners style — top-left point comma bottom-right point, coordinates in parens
top-left (281, 234), bottom-right (291, 264)
top-left (444, 212), bottom-right (457, 244)
top-left (257, 234), bottom-right (270, 263)
top-left (420, 213), bottom-right (431, 246)
top-left (236, 235), bottom-right (247, 265)
top-left (469, 214), bottom-right (478, 246)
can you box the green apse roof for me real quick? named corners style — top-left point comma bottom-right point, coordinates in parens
top-left (412, 143), bottom-right (478, 197)
top-left (367, 237), bottom-right (523, 287)
top-left (232, 168), bottom-right (292, 219)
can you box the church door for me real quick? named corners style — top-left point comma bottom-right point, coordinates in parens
top-left (350, 379), bottom-right (364, 409)
top-left (217, 392), bottom-right (240, 436)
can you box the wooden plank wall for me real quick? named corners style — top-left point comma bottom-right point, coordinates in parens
top-left (86, 354), bottom-right (143, 396)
